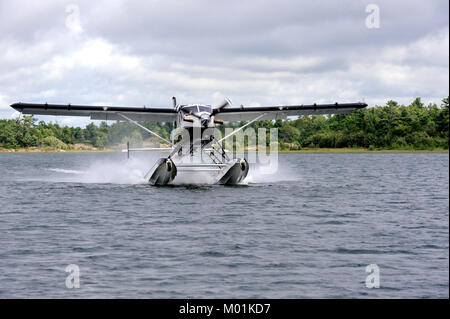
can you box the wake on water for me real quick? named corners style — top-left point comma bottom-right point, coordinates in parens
top-left (44, 158), bottom-right (149, 184)
top-left (41, 156), bottom-right (299, 185)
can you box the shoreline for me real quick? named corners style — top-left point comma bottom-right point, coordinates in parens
top-left (278, 148), bottom-right (449, 153)
top-left (1, 147), bottom-right (447, 154)
top-left (0, 148), bottom-right (114, 153)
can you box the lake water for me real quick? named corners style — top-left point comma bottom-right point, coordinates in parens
top-left (0, 152), bottom-right (448, 298)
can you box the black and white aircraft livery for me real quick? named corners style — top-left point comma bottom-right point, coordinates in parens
top-left (11, 98), bottom-right (367, 185)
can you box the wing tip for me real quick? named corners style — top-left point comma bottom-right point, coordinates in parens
top-left (10, 102), bottom-right (23, 111)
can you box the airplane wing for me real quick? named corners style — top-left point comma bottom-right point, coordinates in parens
top-left (10, 102), bottom-right (177, 122)
top-left (213, 102), bottom-right (367, 122)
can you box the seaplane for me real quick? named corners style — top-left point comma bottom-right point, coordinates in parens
top-left (11, 98), bottom-right (367, 185)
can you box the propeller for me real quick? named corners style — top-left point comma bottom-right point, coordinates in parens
top-left (214, 97), bottom-right (232, 111)
top-left (172, 96), bottom-right (177, 109)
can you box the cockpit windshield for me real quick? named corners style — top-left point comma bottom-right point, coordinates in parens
top-left (183, 106), bottom-right (197, 113)
top-left (183, 105), bottom-right (212, 113)
top-left (198, 106), bottom-right (212, 113)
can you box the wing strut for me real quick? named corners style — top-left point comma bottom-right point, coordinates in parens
top-left (116, 112), bottom-right (173, 146)
top-left (217, 113), bottom-right (267, 143)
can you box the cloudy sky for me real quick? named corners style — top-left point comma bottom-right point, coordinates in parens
top-left (0, 0), bottom-right (448, 126)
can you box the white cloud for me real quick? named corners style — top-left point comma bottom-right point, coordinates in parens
top-left (11, 111), bottom-right (21, 119)
top-left (39, 38), bottom-right (141, 80)
top-left (0, 94), bottom-right (9, 110)
top-left (377, 27), bottom-right (449, 67)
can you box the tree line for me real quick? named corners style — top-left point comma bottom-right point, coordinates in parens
top-left (0, 97), bottom-right (448, 150)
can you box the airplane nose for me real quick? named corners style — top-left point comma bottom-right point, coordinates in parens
top-left (200, 113), bottom-right (210, 126)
